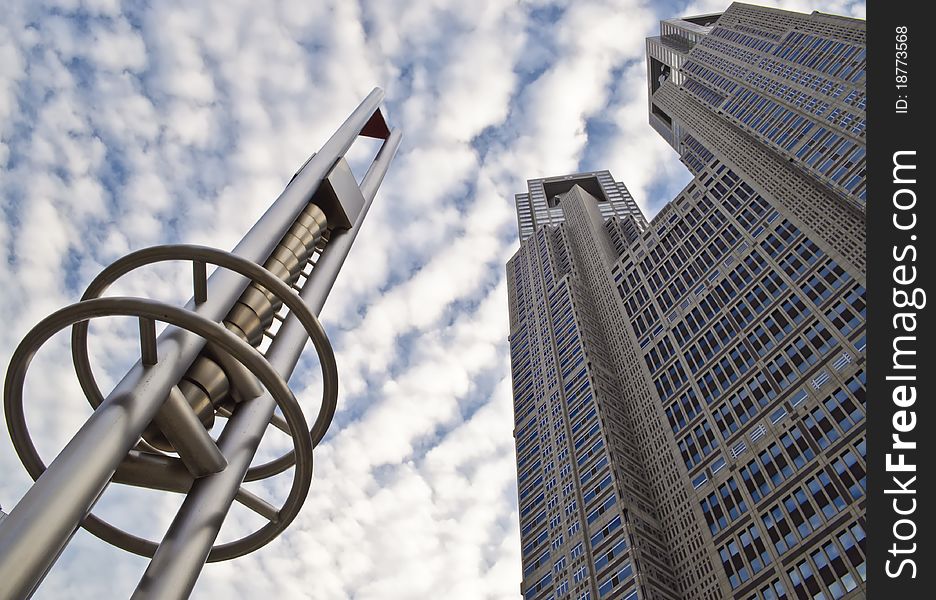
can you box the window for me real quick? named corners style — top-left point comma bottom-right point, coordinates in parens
top-left (719, 539), bottom-right (749, 589)
top-left (825, 283), bottom-right (865, 338)
top-left (806, 471), bottom-right (847, 520)
top-left (811, 540), bottom-right (856, 598)
top-left (787, 560), bottom-right (821, 600)
top-left (762, 504), bottom-right (797, 556)
top-left (701, 476), bottom-right (748, 534)
top-left (838, 522), bottom-right (867, 583)
top-left (802, 259), bottom-right (851, 305)
top-left (584, 474), bottom-right (613, 506)
top-left (783, 487), bottom-right (820, 539)
top-left (767, 354), bottom-right (798, 390)
top-left (713, 402), bottom-right (739, 440)
top-left (760, 442), bottom-right (793, 486)
top-left (586, 495), bottom-right (616, 525)
top-left (665, 389), bottom-right (702, 433)
top-left (598, 563), bottom-right (634, 597)
top-left (679, 419), bottom-right (718, 469)
top-left (594, 538), bottom-right (628, 572)
top-left (832, 442), bottom-right (866, 500)
top-left (740, 459), bottom-right (771, 503)
top-left (803, 406), bottom-right (841, 449)
top-left (654, 360), bottom-right (689, 402)
top-left (739, 523), bottom-right (772, 574)
top-left (748, 577), bottom-right (789, 600)
top-left (779, 425), bottom-right (815, 469)
top-left (779, 239), bottom-right (823, 278)
top-left (553, 556), bottom-right (566, 574)
top-left (823, 386), bottom-right (864, 432)
top-left (778, 294), bottom-right (811, 325)
top-left (803, 321), bottom-right (835, 356)
top-left (524, 548), bottom-right (551, 577)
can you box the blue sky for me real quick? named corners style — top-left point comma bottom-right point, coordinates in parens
top-left (0, 0), bottom-right (865, 597)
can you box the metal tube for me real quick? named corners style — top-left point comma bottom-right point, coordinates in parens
top-left (129, 126), bottom-right (400, 600)
top-left (112, 452), bottom-right (286, 520)
top-left (0, 355), bottom-right (194, 599)
top-left (360, 128), bottom-right (403, 204)
top-left (151, 386), bottom-right (227, 477)
top-left (131, 394), bottom-right (277, 599)
top-left (234, 488), bottom-right (280, 523)
top-left (0, 89), bottom-right (385, 600)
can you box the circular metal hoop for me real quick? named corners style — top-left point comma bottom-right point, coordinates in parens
top-left (70, 244), bottom-right (339, 480)
top-left (4, 297), bottom-right (313, 561)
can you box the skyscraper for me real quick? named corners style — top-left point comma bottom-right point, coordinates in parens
top-left (507, 4), bottom-right (866, 600)
top-left (648, 3), bottom-right (866, 207)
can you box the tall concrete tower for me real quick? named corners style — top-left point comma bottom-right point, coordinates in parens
top-left (0, 89), bottom-right (400, 599)
top-left (507, 5), bottom-right (866, 600)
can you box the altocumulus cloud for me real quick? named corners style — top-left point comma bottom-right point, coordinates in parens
top-left (0, 0), bottom-right (864, 598)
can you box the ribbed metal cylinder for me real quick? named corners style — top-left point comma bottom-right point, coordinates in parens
top-left (142, 203), bottom-right (328, 451)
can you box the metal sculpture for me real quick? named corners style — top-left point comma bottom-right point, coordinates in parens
top-left (0, 88), bottom-right (400, 599)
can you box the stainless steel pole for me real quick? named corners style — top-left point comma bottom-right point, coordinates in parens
top-left (130, 392), bottom-right (278, 599)
top-left (130, 128), bottom-right (401, 599)
top-left (0, 342), bottom-right (200, 599)
top-left (0, 89), bottom-right (385, 600)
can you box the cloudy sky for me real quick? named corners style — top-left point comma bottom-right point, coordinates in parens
top-left (0, 0), bottom-right (865, 598)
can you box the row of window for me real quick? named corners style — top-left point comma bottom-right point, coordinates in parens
top-left (712, 26), bottom-right (776, 54)
top-left (684, 316), bottom-right (737, 375)
top-left (683, 134), bottom-right (717, 176)
top-left (743, 521), bottom-right (865, 599)
top-left (683, 57), bottom-right (742, 96)
top-left (719, 522), bottom-right (773, 589)
top-left (712, 378), bottom-right (772, 440)
top-left (803, 371), bottom-right (865, 449)
top-left (701, 475), bottom-right (750, 534)
top-left (738, 424), bottom-right (816, 504)
top-left (731, 271), bottom-right (789, 331)
top-left (696, 341), bottom-right (758, 402)
top-left (775, 32), bottom-right (865, 83)
top-left (760, 471), bottom-right (848, 557)
top-left (678, 418), bottom-right (718, 469)
top-left (763, 321), bottom-right (837, 391)
top-left (786, 521), bottom-right (867, 599)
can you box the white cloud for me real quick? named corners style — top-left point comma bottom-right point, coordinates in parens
top-left (0, 0), bottom-right (864, 598)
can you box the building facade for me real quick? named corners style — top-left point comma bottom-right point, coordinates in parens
top-left (648, 3), bottom-right (866, 206)
top-left (507, 4), bottom-right (866, 600)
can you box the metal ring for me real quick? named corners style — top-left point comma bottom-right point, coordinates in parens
top-left (5, 296), bottom-right (314, 560)
top-left (70, 244), bottom-right (339, 480)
